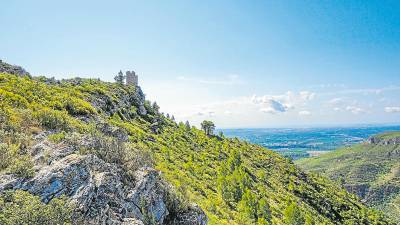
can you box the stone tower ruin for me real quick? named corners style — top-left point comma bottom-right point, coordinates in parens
top-left (126, 71), bottom-right (138, 86)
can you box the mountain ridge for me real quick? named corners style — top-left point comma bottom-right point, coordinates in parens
top-left (297, 132), bottom-right (400, 223)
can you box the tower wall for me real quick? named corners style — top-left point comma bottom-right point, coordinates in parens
top-left (126, 71), bottom-right (138, 86)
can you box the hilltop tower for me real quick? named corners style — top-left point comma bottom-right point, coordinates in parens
top-left (126, 70), bottom-right (138, 86)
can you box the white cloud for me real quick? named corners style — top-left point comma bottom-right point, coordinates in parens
top-left (175, 90), bottom-right (316, 120)
top-left (345, 106), bottom-right (366, 114)
top-left (257, 99), bottom-right (289, 114)
top-left (328, 98), bottom-right (365, 114)
top-left (251, 91), bottom-right (315, 114)
top-left (384, 107), bottom-right (400, 113)
top-left (328, 98), bottom-right (344, 105)
top-left (298, 110), bottom-right (311, 116)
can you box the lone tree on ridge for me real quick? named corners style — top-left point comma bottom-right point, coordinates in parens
top-left (201, 120), bottom-right (215, 136)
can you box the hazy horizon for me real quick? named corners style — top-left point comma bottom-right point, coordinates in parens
top-left (218, 123), bottom-right (400, 130)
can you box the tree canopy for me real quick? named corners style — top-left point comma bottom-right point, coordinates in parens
top-left (114, 70), bottom-right (125, 85)
top-left (201, 120), bottom-right (215, 135)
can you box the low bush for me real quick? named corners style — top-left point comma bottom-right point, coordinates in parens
top-left (33, 108), bottom-right (86, 132)
top-left (63, 97), bottom-right (96, 116)
top-left (34, 108), bottom-right (70, 130)
top-left (80, 131), bottom-right (154, 182)
top-left (48, 132), bottom-right (67, 143)
top-left (0, 144), bottom-right (16, 170)
top-left (8, 155), bottom-right (35, 179)
top-left (0, 190), bottom-right (74, 225)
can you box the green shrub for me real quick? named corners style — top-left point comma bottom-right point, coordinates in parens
top-left (63, 97), bottom-right (96, 116)
top-left (0, 144), bottom-right (16, 170)
top-left (48, 132), bottom-right (67, 143)
top-left (0, 143), bottom-right (34, 178)
top-left (284, 202), bottom-right (305, 225)
top-left (81, 131), bottom-right (154, 182)
top-left (33, 108), bottom-right (85, 132)
top-left (8, 155), bottom-right (35, 179)
top-left (0, 89), bottom-right (29, 108)
top-left (0, 190), bottom-right (73, 225)
top-left (34, 108), bottom-right (70, 130)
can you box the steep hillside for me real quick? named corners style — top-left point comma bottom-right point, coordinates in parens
top-left (0, 67), bottom-right (394, 224)
top-left (297, 132), bottom-right (400, 223)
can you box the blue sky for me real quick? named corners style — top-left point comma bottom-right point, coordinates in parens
top-left (1, 0), bottom-right (400, 128)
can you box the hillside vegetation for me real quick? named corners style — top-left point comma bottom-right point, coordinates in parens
top-left (297, 132), bottom-right (400, 223)
top-left (0, 65), bottom-right (395, 224)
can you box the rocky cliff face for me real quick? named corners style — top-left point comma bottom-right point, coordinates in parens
top-left (0, 133), bottom-right (207, 225)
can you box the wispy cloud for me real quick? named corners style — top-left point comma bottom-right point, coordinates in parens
top-left (327, 97), bottom-right (364, 114)
top-left (384, 106), bottom-right (400, 113)
top-left (345, 106), bottom-right (366, 114)
top-left (309, 83), bottom-right (347, 89)
top-left (298, 110), bottom-right (311, 116)
top-left (328, 97), bottom-right (345, 105)
top-left (299, 91), bottom-right (316, 101)
top-left (177, 74), bottom-right (242, 85)
top-left (320, 85), bottom-right (400, 96)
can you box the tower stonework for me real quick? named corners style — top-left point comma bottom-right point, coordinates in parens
top-left (126, 71), bottom-right (138, 86)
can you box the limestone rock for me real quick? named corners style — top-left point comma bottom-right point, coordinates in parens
top-left (87, 84), bottom-right (147, 119)
top-left (0, 141), bottom-right (207, 225)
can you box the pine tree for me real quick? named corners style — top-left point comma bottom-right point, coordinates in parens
top-left (227, 149), bottom-right (241, 172)
top-left (114, 70), bottom-right (125, 85)
top-left (284, 202), bottom-right (305, 225)
top-left (258, 198), bottom-right (272, 224)
top-left (152, 102), bottom-right (160, 113)
top-left (238, 189), bottom-right (258, 222)
top-left (185, 121), bottom-right (191, 131)
top-left (200, 120), bottom-right (215, 135)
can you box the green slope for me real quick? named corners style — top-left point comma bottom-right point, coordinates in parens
top-left (297, 133), bottom-right (400, 223)
top-left (0, 71), bottom-right (394, 224)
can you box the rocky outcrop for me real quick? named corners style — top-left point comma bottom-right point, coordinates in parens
top-left (87, 84), bottom-right (147, 119)
top-left (135, 87), bottom-right (147, 116)
top-left (0, 138), bottom-right (207, 225)
top-left (0, 60), bottom-right (30, 77)
top-left (367, 136), bottom-right (400, 145)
